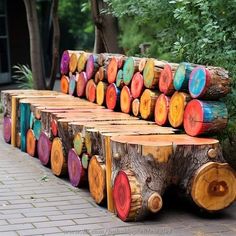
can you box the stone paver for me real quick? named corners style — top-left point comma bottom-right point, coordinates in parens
top-left (0, 119), bottom-right (236, 236)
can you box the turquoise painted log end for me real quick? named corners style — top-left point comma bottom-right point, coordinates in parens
top-left (33, 119), bottom-right (42, 140)
top-left (123, 57), bottom-right (134, 85)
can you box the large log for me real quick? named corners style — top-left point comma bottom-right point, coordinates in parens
top-left (3, 117), bottom-right (11, 143)
top-left (86, 54), bottom-right (99, 80)
top-left (168, 91), bottom-right (191, 128)
top-left (69, 52), bottom-right (82, 73)
top-left (184, 100), bottom-right (228, 136)
top-left (130, 72), bottom-right (144, 99)
top-left (107, 57), bottom-right (119, 84)
top-left (154, 94), bottom-right (170, 126)
top-left (115, 69), bottom-right (124, 89)
top-left (77, 52), bottom-right (91, 72)
top-left (85, 79), bottom-right (96, 103)
top-left (123, 57), bottom-right (140, 86)
top-left (189, 66), bottom-right (230, 99)
top-left (106, 83), bottom-right (120, 110)
top-left (96, 81), bottom-right (108, 106)
top-left (76, 72), bottom-right (88, 97)
top-left (68, 74), bottom-right (77, 96)
top-left (60, 75), bottom-right (69, 94)
top-left (120, 86), bottom-right (133, 114)
top-left (26, 129), bottom-right (37, 157)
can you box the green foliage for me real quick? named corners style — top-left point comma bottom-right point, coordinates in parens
top-left (58, 0), bottom-right (94, 51)
top-left (12, 64), bottom-right (33, 89)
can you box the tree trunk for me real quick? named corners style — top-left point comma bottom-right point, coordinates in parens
top-left (23, 0), bottom-right (46, 89)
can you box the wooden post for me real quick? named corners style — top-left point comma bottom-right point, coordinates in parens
top-left (11, 96), bottom-right (17, 146)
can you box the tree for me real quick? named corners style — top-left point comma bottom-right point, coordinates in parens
top-left (23, 0), bottom-right (60, 90)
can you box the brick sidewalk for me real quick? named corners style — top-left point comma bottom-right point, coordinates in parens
top-left (0, 119), bottom-right (236, 235)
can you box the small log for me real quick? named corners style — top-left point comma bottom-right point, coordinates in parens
top-left (50, 137), bottom-right (67, 176)
top-left (138, 58), bottom-right (146, 72)
top-left (123, 57), bottom-right (139, 86)
top-left (120, 86), bottom-right (133, 114)
top-left (173, 62), bottom-right (195, 91)
top-left (77, 52), bottom-right (91, 72)
top-left (189, 66), bottom-right (230, 99)
top-left (131, 72), bottom-right (144, 99)
top-left (69, 74), bottom-right (77, 96)
top-left (107, 57), bottom-right (119, 84)
top-left (76, 72), bottom-right (88, 97)
top-left (69, 52), bottom-right (79, 73)
top-left (33, 119), bottom-right (42, 140)
top-left (50, 119), bottom-right (58, 137)
top-left (159, 63), bottom-right (178, 96)
top-left (85, 79), bottom-right (96, 103)
top-left (132, 98), bottom-right (140, 117)
top-left (60, 75), bottom-right (69, 94)
top-left (116, 69), bottom-right (124, 89)
top-left (82, 153), bottom-right (90, 169)
top-left (3, 116), bottom-right (11, 143)
top-left (88, 155), bottom-right (106, 204)
top-left (184, 99), bottom-right (228, 136)
top-left (140, 89), bottom-right (159, 120)
top-left (106, 83), bottom-right (120, 110)
top-left (143, 59), bottom-right (163, 89)
top-left (168, 91), bottom-right (191, 128)
top-left (26, 129), bottom-right (37, 157)
top-left (154, 94), bottom-right (170, 126)
top-left (96, 81), bottom-right (108, 106)
top-left (98, 66), bottom-right (107, 82)
top-left (86, 54), bottom-right (99, 80)
top-left (94, 70), bottom-right (100, 84)
top-left (37, 131), bottom-right (52, 166)
top-left (73, 132), bottom-right (85, 156)
top-left (68, 148), bottom-right (86, 187)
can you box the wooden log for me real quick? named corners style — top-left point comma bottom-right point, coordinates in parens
top-left (173, 62), bottom-right (195, 91)
top-left (140, 89), bottom-right (159, 120)
top-left (130, 72), bottom-right (144, 99)
top-left (98, 66), bottom-right (107, 82)
top-left (184, 100), bottom-right (228, 136)
top-left (85, 79), bottom-right (96, 103)
top-left (68, 148), bottom-right (86, 187)
top-left (38, 131), bottom-right (52, 166)
top-left (69, 74), bottom-right (77, 96)
top-left (60, 75), bottom-right (69, 94)
top-left (131, 98), bottom-right (140, 117)
top-left (76, 72), bottom-right (88, 97)
top-left (60, 50), bottom-right (71, 75)
top-left (138, 58), bottom-right (146, 72)
top-left (50, 137), bottom-right (67, 176)
top-left (159, 63), bottom-right (178, 96)
top-left (16, 132), bottom-right (21, 149)
top-left (96, 81), bottom-right (108, 106)
top-left (98, 53), bottom-right (126, 68)
top-left (88, 155), bottom-right (106, 204)
top-left (82, 153), bottom-right (90, 169)
top-left (120, 86), bottom-right (133, 114)
top-left (94, 70), bottom-right (100, 84)
top-left (115, 69), bottom-right (124, 89)
top-left (69, 52), bottom-right (80, 73)
top-left (168, 91), bottom-right (191, 128)
top-left (86, 54), bottom-right (99, 80)
top-left (77, 52), bottom-right (91, 72)
top-left (107, 57), bottom-right (119, 84)
top-left (189, 66), bottom-right (230, 99)
top-left (11, 96), bottom-right (17, 146)
top-left (123, 57), bottom-right (139, 86)
top-left (26, 129), bottom-right (37, 157)
top-left (143, 59), bottom-right (163, 89)
top-left (3, 116), bottom-right (11, 143)
top-left (73, 132), bottom-right (85, 156)
top-left (154, 94), bottom-right (170, 126)
top-left (50, 119), bottom-right (58, 137)
top-left (106, 83), bottom-right (120, 110)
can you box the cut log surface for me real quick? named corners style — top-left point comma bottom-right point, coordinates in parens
top-left (106, 83), bottom-right (120, 110)
top-left (33, 119), bottom-right (42, 140)
top-left (3, 116), bottom-right (11, 143)
top-left (60, 75), bottom-right (69, 94)
top-left (98, 66), bottom-right (107, 82)
top-left (60, 50), bottom-right (70, 74)
top-left (120, 86), bottom-right (133, 114)
top-left (86, 54), bottom-right (99, 80)
top-left (184, 99), bottom-right (228, 136)
top-left (116, 69), bottom-right (124, 88)
top-left (26, 129), bottom-right (36, 157)
top-left (69, 74), bottom-right (77, 96)
top-left (189, 66), bottom-right (230, 99)
top-left (123, 57), bottom-right (137, 86)
top-left (82, 153), bottom-right (90, 169)
top-left (88, 155), bottom-right (106, 204)
top-left (96, 81), bottom-right (107, 106)
top-left (68, 148), bottom-right (86, 187)
top-left (140, 89), bottom-right (159, 120)
top-left (168, 91), bottom-right (191, 128)
top-left (38, 131), bottom-right (52, 166)
top-left (131, 72), bottom-right (144, 99)
top-left (159, 63), bottom-right (176, 95)
top-left (107, 57), bottom-right (118, 84)
top-left (143, 59), bottom-right (162, 89)
top-left (69, 52), bottom-right (79, 73)
top-left (51, 137), bottom-right (67, 176)
top-left (73, 132), bottom-right (84, 156)
top-left (50, 119), bottom-right (58, 137)
top-left (77, 52), bottom-right (91, 72)
top-left (138, 58), bottom-right (146, 72)
top-left (173, 62), bottom-right (195, 91)
top-left (154, 94), bottom-right (170, 126)
top-left (85, 79), bottom-right (96, 103)
top-left (132, 98), bottom-right (140, 117)
top-left (77, 72), bottom-right (88, 97)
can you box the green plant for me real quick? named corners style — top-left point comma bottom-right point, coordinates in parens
top-left (12, 64), bottom-right (33, 89)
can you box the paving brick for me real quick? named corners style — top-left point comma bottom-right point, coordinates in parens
top-left (48, 214), bottom-right (88, 221)
top-left (0, 203), bottom-right (34, 210)
top-left (0, 232), bottom-right (18, 236)
top-left (33, 219), bottom-right (76, 228)
top-left (59, 224), bottom-right (104, 232)
top-left (74, 216), bottom-right (117, 225)
top-left (17, 227), bottom-right (62, 235)
top-left (0, 223), bottom-right (34, 232)
top-left (23, 210), bottom-right (63, 217)
top-left (8, 216), bottom-right (48, 224)
top-left (0, 213), bottom-right (24, 219)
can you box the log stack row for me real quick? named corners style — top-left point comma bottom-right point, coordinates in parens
top-left (2, 89), bottom-right (236, 222)
top-left (60, 50), bottom-right (231, 137)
